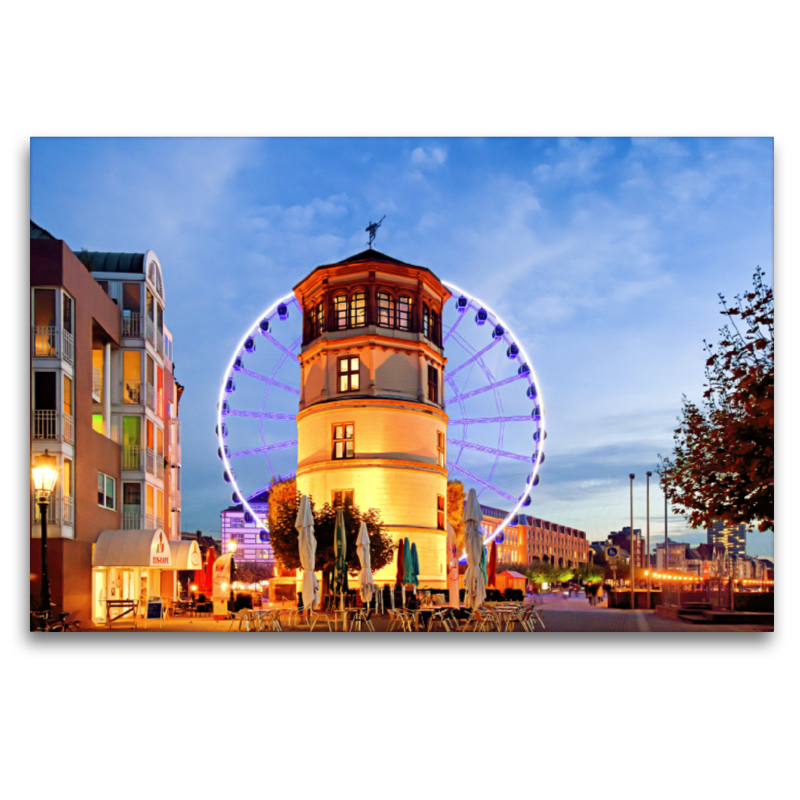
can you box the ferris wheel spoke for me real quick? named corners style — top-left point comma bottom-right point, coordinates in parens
top-left (446, 460), bottom-right (517, 504)
top-left (447, 415), bottom-right (530, 425)
top-left (228, 410), bottom-right (297, 421)
top-left (442, 300), bottom-right (473, 344)
top-left (448, 372), bottom-right (527, 405)
top-left (239, 367), bottom-right (301, 396)
top-left (448, 439), bottom-right (531, 462)
top-left (261, 331), bottom-right (300, 361)
top-left (445, 337), bottom-right (501, 382)
top-left (230, 440), bottom-right (298, 458)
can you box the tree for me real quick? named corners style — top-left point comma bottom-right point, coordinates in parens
top-left (447, 479), bottom-right (466, 553)
top-left (658, 267), bottom-right (773, 532)
top-left (572, 562), bottom-right (604, 584)
top-left (524, 562), bottom-right (574, 585)
top-left (267, 476), bottom-right (396, 599)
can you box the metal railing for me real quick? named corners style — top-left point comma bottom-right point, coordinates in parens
top-left (123, 381), bottom-right (142, 404)
top-left (92, 366), bottom-right (102, 401)
top-left (146, 514), bottom-right (156, 529)
top-left (123, 445), bottom-right (142, 470)
top-left (155, 517), bottom-right (164, 530)
top-left (146, 315), bottom-right (155, 345)
top-left (146, 383), bottom-right (156, 411)
top-left (156, 455), bottom-right (164, 480)
top-left (62, 496), bottom-right (74, 526)
top-left (63, 412), bottom-right (74, 445)
top-left (146, 447), bottom-right (156, 475)
top-left (122, 312), bottom-right (142, 338)
top-left (33, 497), bottom-right (59, 524)
top-left (156, 329), bottom-right (164, 355)
top-left (123, 507), bottom-right (142, 530)
top-left (32, 326), bottom-right (58, 357)
top-left (63, 329), bottom-right (74, 365)
top-left (33, 410), bottom-right (58, 440)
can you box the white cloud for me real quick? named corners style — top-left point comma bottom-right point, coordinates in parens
top-left (410, 145), bottom-right (447, 168)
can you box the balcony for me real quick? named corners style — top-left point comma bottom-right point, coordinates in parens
top-left (146, 447), bottom-right (156, 475)
top-left (32, 326), bottom-right (58, 357)
top-left (33, 497), bottom-right (59, 525)
top-left (33, 410), bottom-right (58, 440)
top-left (63, 329), bottom-right (74, 366)
top-left (156, 329), bottom-right (164, 356)
top-left (156, 455), bottom-right (164, 480)
top-left (63, 412), bottom-right (74, 445)
top-left (123, 381), bottom-right (142, 404)
top-left (145, 514), bottom-right (156, 529)
top-left (92, 367), bottom-right (102, 402)
top-left (122, 312), bottom-right (142, 338)
top-left (123, 444), bottom-right (142, 470)
top-left (146, 315), bottom-right (155, 345)
top-left (123, 506), bottom-right (142, 530)
top-left (146, 383), bottom-right (156, 411)
top-left (62, 495), bottom-right (74, 526)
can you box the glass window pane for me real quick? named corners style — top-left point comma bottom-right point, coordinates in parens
top-left (98, 474), bottom-right (105, 505)
top-left (62, 294), bottom-right (73, 334)
top-left (351, 374), bottom-right (359, 391)
top-left (350, 358), bottom-right (358, 371)
top-left (335, 442), bottom-right (343, 459)
top-left (340, 376), bottom-right (348, 392)
top-left (334, 425), bottom-right (342, 439)
top-left (345, 425), bottom-right (353, 439)
top-left (345, 441), bottom-right (354, 457)
top-left (34, 289), bottom-right (56, 328)
top-left (106, 476), bottom-right (115, 509)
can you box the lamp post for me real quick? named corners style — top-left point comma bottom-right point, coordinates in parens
top-left (646, 471), bottom-right (652, 610)
top-left (32, 450), bottom-right (59, 612)
top-left (227, 538), bottom-right (237, 613)
top-left (629, 473), bottom-right (635, 610)
top-left (664, 477), bottom-right (669, 572)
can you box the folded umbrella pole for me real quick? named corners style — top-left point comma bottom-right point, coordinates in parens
top-left (295, 494), bottom-right (319, 615)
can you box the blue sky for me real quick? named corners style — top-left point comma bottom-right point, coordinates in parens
top-left (30, 137), bottom-right (774, 556)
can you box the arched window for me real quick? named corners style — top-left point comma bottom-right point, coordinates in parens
top-left (333, 294), bottom-right (348, 330)
top-left (422, 303), bottom-right (430, 338)
top-left (350, 291), bottom-right (366, 327)
top-left (397, 295), bottom-right (412, 330)
top-left (430, 308), bottom-right (438, 343)
top-left (377, 292), bottom-right (395, 327)
top-left (316, 301), bottom-right (324, 336)
top-left (307, 305), bottom-right (317, 339)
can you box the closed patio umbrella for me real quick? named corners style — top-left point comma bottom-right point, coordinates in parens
top-left (464, 489), bottom-right (486, 609)
top-left (446, 522), bottom-right (460, 608)
top-left (332, 508), bottom-right (347, 618)
top-left (410, 542), bottom-right (420, 588)
top-left (396, 538), bottom-right (404, 586)
top-left (357, 520), bottom-right (374, 605)
top-left (295, 494), bottom-right (319, 612)
top-left (488, 540), bottom-right (497, 588)
top-left (403, 537), bottom-right (415, 586)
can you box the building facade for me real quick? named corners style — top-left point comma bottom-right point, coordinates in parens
top-left (30, 221), bottom-right (182, 626)
top-left (292, 249), bottom-right (450, 588)
top-left (707, 521), bottom-right (747, 560)
top-left (609, 527), bottom-right (646, 569)
top-left (220, 488), bottom-right (274, 564)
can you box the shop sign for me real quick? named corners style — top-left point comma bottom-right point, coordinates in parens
top-left (150, 531), bottom-right (172, 567)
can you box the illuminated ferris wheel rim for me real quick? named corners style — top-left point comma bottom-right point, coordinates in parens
top-left (215, 280), bottom-right (546, 544)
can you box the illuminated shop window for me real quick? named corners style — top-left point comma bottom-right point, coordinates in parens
top-left (338, 357), bottom-right (360, 392)
top-left (332, 423), bottom-right (354, 460)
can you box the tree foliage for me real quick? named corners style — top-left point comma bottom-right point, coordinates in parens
top-left (267, 477), bottom-right (396, 577)
top-left (447, 479), bottom-right (466, 552)
top-left (659, 267), bottom-right (773, 532)
top-left (524, 562), bottom-right (574, 585)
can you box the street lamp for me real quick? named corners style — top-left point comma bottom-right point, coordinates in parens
top-left (32, 450), bottom-right (59, 611)
top-left (227, 539), bottom-right (237, 613)
top-left (646, 471), bottom-right (652, 609)
top-left (629, 473), bottom-right (635, 610)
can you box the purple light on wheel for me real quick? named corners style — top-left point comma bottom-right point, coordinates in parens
top-left (244, 337), bottom-right (256, 353)
top-left (507, 344), bottom-right (519, 358)
top-left (259, 318), bottom-right (271, 336)
top-left (492, 324), bottom-right (504, 339)
top-left (475, 308), bottom-right (488, 325)
top-left (277, 304), bottom-right (289, 320)
top-left (225, 378), bottom-right (235, 393)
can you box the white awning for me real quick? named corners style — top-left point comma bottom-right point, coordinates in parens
top-left (167, 540), bottom-right (203, 570)
top-left (93, 529), bottom-right (172, 568)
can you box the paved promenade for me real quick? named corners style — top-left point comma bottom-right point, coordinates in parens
top-left (84, 592), bottom-right (772, 633)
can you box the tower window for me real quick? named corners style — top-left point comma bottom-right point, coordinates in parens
top-left (427, 365), bottom-right (439, 403)
top-left (397, 295), bottom-right (412, 330)
top-left (437, 430), bottom-right (445, 467)
top-left (334, 294), bottom-right (348, 330)
top-left (316, 301), bottom-right (324, 336)
top-left (332, 489), bottom-right (355, 508)
top-left (332, 424), bottom-right (354, 460)
top-left (423, 303), bottom-right (430, 338)
top-left (437, 494), bottom-right (445, 530)
top-left (350, 292), bottom-right (366, 327)
top-left (338, 357), bottom-right (360, 392)
top-left (378, 292), bottom-right (395, 327)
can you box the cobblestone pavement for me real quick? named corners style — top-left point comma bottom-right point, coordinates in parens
top-left (83, 593), bottom-right (772, 633)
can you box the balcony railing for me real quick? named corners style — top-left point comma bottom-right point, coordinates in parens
top-left (92, 367), bottom-right (102, 402)
top-left (156, 455), bottom-right (164, 480)
top-left (122, 312), bottom-right (142, 338)
top-left (146, 315), bottom-right (155, 345)
top-left (63, 412), bottom-right (74, 445)
top-left (156, 329), bottom-right (164, 355)
top-left (123, 381), bottom-right (142, 404)
top-left (123, 506), bottom-right (142, 530)
top-left (62, 495), bottom-right (74, 526)
top-left (146, 514), bottom-right (156, 529)
top-left (123, 445), bottom-right (142, 470)
top-left (32, 326), bottom-right (58, 357)
top-left (146, 447), bottom-right (156, 475)
top-left (146, 383), bottom-right (156, 411)
top-left (156, 517), bottom-right (164, 530)
top-left (33, 410), bottom-right (58, 440)
top-left (63, 329), bottom-right (74, 366)
top-left (33, 497), bottom-right (58, 524)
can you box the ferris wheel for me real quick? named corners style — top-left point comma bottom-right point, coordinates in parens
top-left (215, 282), bottom-right (546, 545)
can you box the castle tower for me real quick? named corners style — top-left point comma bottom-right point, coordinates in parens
top-left (293, 249), bottom-right (450, 588)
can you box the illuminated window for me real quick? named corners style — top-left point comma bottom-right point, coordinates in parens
top-left (430, 308), bottom-right (438, 343)
top-left (334, 295), bottom-right (348, 330)
top-left (350, 292), bottom-right (366, 327)
top-left (437, 494), bottom-right (445, 530)
top-left (378, 292), bottom-right (395, 327)
top-left (338, 357), bottom-right (360, 392)
top-left (333, 489), bottom-right (355, 508)
top-left (437, 431), bottom-right (445, 467)
top-left (427, 365), bottom-right (439, 403)
top-left (333, 423), bottom-right (354, 460)
top-left (316, 301), bottom-right (324, 335)
top-left (98, 472), bottom-right (116, 510)
top-left (423, 303), bottom-right (430, 338)
top-left (397, 296), bottom-right (412, 330)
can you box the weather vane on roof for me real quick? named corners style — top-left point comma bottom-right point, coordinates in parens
top-left (366, 215), bottom-right (385, 249)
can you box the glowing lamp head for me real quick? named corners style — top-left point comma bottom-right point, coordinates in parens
top-left (227, 539), bottom-right (238, 554)
top-left (32, 451), bottom-right (59, 501)
top-left (190, 584), bottom-right (198, 592)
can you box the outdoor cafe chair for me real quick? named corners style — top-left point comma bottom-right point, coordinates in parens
top-left (387, 608), bottom-right (413, 632)
top-left (349, 608), bottom-right (375, 632)
top-left (426, 608), bottom-right (453, 632)
top-left (229, 610), bottom-right (255, 632)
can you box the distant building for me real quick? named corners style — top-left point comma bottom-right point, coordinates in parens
top-left (707, 521), bottom-right (747, 560)
top-left (220, 488), bottom-right (274, 564)
top-left (655, 539), bottom-right (689, 571)
top-left (609, 527), bottom-right (646, 568)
